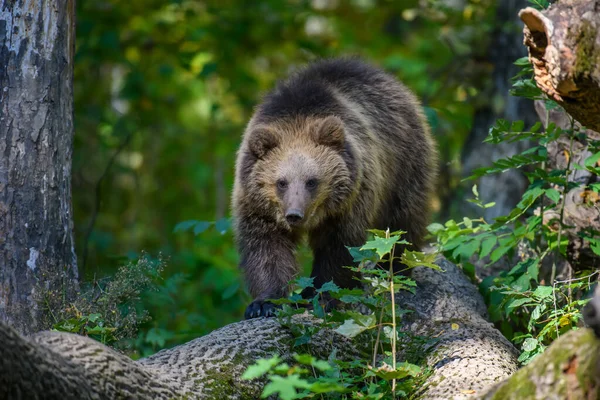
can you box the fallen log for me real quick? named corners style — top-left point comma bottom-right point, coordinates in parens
top-left (0, 258), bottom-right (518, 399)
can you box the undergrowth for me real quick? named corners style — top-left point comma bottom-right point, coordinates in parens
top-left (243, 230), bottom-right (438, 399)
top-left (46, 253), bottom-right (166, 352)
top-left (428, 52), bottom-right (599, 364)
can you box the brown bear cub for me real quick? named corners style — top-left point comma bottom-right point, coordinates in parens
top-left (232, 58), bottom-right (437, 319)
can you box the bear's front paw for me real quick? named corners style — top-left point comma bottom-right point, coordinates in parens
top-left (244, 300), bottom-right (279, 319)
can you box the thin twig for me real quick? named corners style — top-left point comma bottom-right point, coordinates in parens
top-left (551, 117), bottom-right (575, 285)
top-left (82, 131), bottom-right (134, 271)
top-left (387, 229), bottom-right (397, 398)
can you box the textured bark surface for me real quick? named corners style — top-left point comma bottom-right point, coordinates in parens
top-left (0, 258), bottom-right (519, 399)
top-left (459, 0), bottom-right (536, 221)
top-left (479, 328), bottom-right (600, 400)
top-left (397, 259), bottom-right (519, 399)
top-left (0, 0), bottom-right (79, 335)
top-left (519, 0), bottom-right (600, 132)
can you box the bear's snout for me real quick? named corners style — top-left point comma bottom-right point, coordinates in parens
top-left (285, 209), bottom-right (304, 225)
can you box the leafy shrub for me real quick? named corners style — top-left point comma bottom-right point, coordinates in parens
top-left (47, 253), bottom-right (165, 351)
top-left (243, 230), bottom-right (439, 399)
top-left (428, 53), bottom-right (599, 364)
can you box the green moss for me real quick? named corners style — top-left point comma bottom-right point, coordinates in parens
top-left (201, 354), bottom-right (264, 399)
top-left (487, 329), bottom-right (600, 399)
top-left (573, 20), bottom-right (599, 76)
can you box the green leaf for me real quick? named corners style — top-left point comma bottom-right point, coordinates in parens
top-left (514, 57), bottom-right (531, 66)
top-left (591, 239), bottom-right (600, 256)
top-left (452, 238), bottom-right (480, 261)
top-left (507, 297), bottom-right (534, 311)
top-left (87, 313), bottom-right (101, 322)
top-left (296, 277), bottom-right (315, 290)
top-left (480, 236), bottom-right (497, 258)
top-left (293, 354), bottom-right (331, 371)
top-left (344, 311), bottom-right (377, 327)
top-left (193, 221), bottom-right (212, 235)
top-left (533, 285), bottom-right (553, 299)
top-left (490, 241), bottom-right (511, 263)
top-left (522, 337), bottom-right (538, 352)
top-left (530, 304), bottom-right (542, 322)
top-left (366, 229), bottom-right (389, 237)
top-left (312, 296), bottom-right (325, 318)
top-left (545, 188), bottom-right (561, 204)
top-left (308, 381), bottom-right (347, 394)
top-left (427, 222), bottom-right (445, 235)
top-left (173, 220), bottom-right (199, 233)
top-left (469, 147), bottom-right (546, 179)
top-left (584, 152), bottom-right (600, 169)
top-left (371, 362), bottom-right (421, 381)
top-left (262, 375), bottom-right (309, 400)
top-left (346, 246), bottom-right (378, 264)
top-left (242, 356), bottom-right (281, 380)
top-left (527, 0), bottom-right (550, 10)
top-left (510, 78), bottom-right (542, 99)
top-left (214, 217), bottom-right (231, 234)
top-left (401, 251), bottom-right (440, 270)
top-left (317, 281), bottom-right (340, 294)
top-left (335, 319), bottom-right (370, 338)
top-left (361, 235), bottom-right (401, 259)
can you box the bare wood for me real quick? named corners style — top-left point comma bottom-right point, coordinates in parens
top-left (519, 1), bottom-right (600, 132)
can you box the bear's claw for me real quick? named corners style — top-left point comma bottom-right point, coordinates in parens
top-left (244, 300), bottom-right (278, 319)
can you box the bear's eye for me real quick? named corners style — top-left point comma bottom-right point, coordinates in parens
top-left (276, 179), bottom-right (288, 190)
top-left (305, 179), bottom-right (318, 189)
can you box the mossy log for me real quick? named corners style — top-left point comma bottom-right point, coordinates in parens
top-left (519, 0), bottom-right (600, 132)
top-left (0, 258), bottom-right (518, 399)
top-left (480, 328), bottom-right (600, 399)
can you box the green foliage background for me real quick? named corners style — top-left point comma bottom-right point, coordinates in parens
top-left (72, 0), bottom-right (501, 355)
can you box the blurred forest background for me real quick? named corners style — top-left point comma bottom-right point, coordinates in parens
top-left (72, 0), bottom-right (532, 356)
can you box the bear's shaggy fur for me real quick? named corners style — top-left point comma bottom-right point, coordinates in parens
top-left (232, 58), bottom-right (437, 319)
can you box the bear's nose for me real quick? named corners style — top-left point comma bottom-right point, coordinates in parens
top-left (285, 209), bottom-right (304, 225)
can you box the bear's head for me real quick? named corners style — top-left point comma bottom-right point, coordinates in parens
top-left (247, 116), bottom-right (355, 230)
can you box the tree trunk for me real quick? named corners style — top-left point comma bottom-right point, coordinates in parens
top-left (519, 0), bottom-right (600, 133)
top-left (0, 0), bottom-right (79, 335)
top-left (459, 0), bottom-right (537, 220)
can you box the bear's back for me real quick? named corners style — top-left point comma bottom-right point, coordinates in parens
top-left (254, 58), bottom-right (424, 141)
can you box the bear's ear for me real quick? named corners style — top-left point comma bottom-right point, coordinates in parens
top-left (248, 126), bottom-right (279, 159)
top-left (313, 116), bottom-right (345, 150)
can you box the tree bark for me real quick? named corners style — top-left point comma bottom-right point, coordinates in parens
top-left (519, 0), bottom-right (600, 132)
top-left (479, 328), bottom-right (600, 399)
top-left (0, 0), bottom-right (79, 335)
top-left (0, 258), bottom-right (519, 399)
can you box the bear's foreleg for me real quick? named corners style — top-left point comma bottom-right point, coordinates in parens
top-left (237, 218), bottom-right (300, 319)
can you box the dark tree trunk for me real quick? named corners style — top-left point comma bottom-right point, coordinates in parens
top-left (459, 0), bottom-right (538, 220)
top-left (0, 0), bottom-right (79, 335)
